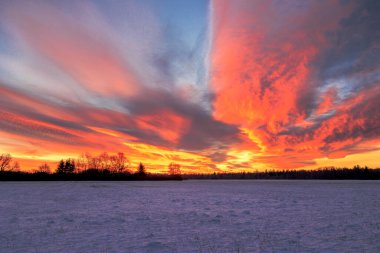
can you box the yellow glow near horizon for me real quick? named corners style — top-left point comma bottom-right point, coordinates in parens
top-left (308, 149), bottom-right (380, 169)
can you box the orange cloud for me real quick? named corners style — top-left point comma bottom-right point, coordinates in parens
top-left (1, 0), bottom-right (378, 173)
top-left (209, 0), bottom-right (369, 169)
top-left (136, 109), bottom-right (190, 144)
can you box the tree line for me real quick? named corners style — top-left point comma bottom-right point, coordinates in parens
top-left (0, 153), bottom-right (182, 181)
top-left (183, 165), bottom-right (380, 180)
top-left (1, 152), bottom-right (380, 180)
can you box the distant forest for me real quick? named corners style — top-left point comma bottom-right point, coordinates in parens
top-left (184, 166), bottom-right (380, 180)
top-left (1, 153), bottom-right (379, 181)
top-left (0, 153), bottom-right (182, 181)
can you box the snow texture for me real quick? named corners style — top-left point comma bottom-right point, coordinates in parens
top-left (1, 180), bottom-right (380, 252)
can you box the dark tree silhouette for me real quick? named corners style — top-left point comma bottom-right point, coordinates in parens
top-left (168, 163), bottom-right (181, 175)
top-left (137, 162), bottom-right (146, 175)
top-left (76, 152), bottom-right (129, 173)
top-left (0, 153), bottom-right (12, 172)
top-left (57, 160), bottom-right (65, 173)
top-left (112, 152), bottom-right (129, 173)
top-left (1, 152), bottom-right (379, 181)
top-left (65, 159), bottom-right (76, 173)
top-left (57, 159), bottom-right (75, 174)
top-left (0, 153), bottom-right (19, 172)
top-left (11, 161), bottom-right (20, 172)
top-left (37, 163), bottom-right (51, 173)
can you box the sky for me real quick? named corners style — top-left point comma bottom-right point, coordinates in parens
top-left (0, 0), bottom-right (379, 173)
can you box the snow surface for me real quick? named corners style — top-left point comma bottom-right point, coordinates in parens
top-left (1, 180), bottom-right (380, 253)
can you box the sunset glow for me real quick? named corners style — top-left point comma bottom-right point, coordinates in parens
top-left (0, 0), bottom-right (379, 172)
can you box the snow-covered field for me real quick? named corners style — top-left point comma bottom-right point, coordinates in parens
top-left (1, 180), bottom-right (379, 253)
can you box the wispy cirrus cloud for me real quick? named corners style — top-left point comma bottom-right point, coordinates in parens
top-left (0, 0), bottom-right (240, 171)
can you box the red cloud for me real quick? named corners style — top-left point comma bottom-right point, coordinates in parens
top-left (210, 0), bottom-right (365, 168)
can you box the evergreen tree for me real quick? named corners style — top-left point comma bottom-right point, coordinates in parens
top-left (57, 160), bottom-right (65, 173)
top-left (137, 162), bottom-right (146, 175)
top-left (57, 159), bottom-right (75, 173)
top-left (65, 159), bottom-right (75, 173)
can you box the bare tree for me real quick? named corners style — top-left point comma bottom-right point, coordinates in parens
top-left (98, 152), bottom-right (111, 170)
top-left (37, 163), bottom-right (51, 173)
top-left (168, 163), bottom-right (181, 175)
top-left (76, 154), bottom-right (88, 173)
top-left (87, 153), bottom-right (101, 170)
top-left (76, 152), bottom-right (130, 173)
top-left (0, 154), bottom-right (21, 172)
top-left (10, 161), bottom-right (20, 172)
top-left (0, 153), bottom-right (13, 172)
top-left (110, 152), bottom-right (129, 173)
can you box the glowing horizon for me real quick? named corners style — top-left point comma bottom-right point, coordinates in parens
top-left (0, 0), bottom-right (379, 172)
